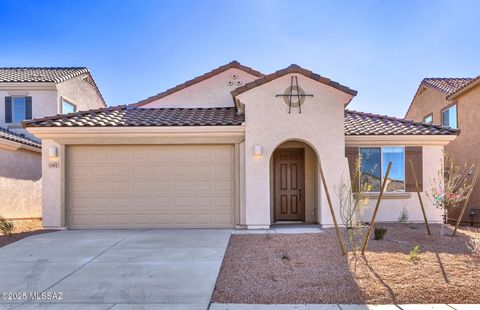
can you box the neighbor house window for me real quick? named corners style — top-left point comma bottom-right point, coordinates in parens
top-left (62, 99), bottom-right (76, 114)
top-left (12, 96), bottom-right (27, 123)
top-left (442, 104), bottom-right (457, 129)
top-left (359, 147), bottom-right (405, 192)
top-left (423, 114), bottom-right (433, 124)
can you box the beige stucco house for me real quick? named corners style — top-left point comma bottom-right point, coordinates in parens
top-left (0, 67), bottom-right (105, 220)
top-left (24, 61), bottom-right (458, 229)
top-left (405, 76), bottom-right (480, 224)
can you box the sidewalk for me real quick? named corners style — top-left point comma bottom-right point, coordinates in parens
top-left (209, 304), bottom-right (479, 310)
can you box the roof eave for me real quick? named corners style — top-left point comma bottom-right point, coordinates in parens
top-left (0, 137), bottom-right (41, 152)
top-left (447, 78), bottom-right (480, 100)
top-left (345, 134), bottom-right (457, 146)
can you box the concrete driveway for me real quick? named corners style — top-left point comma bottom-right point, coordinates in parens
top-left (0, 229), bottom-right (232, 310)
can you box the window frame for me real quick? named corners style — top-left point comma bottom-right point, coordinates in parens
top-left (423, 113), bottom-right (433, 124)
top-left (61, 97), bottom-right (77, 114)
top-left (359, 146), bottom-right (406, 193)
top-left (441, 102), bottom-right (458, 129)
top-left (10, 96), bottom-right (27, 124)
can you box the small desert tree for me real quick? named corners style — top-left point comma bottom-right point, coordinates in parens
top-left (426, 155), bottom-right (475, 235)
top-left (336, 156), bottom-right (369, 253)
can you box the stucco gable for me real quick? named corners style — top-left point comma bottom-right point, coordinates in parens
top-left (132, 61), bottom-right (263, 109)
top-left (231, 64), bottom-right (357, 100)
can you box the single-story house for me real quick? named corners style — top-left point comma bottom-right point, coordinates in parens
top-left (23, 61), bottom-right (458, 229)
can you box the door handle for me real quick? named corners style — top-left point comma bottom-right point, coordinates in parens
top-left (299, 189), bottom-right (302, 201)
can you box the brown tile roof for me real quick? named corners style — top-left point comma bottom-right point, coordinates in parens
top-left (0, 67), bottom-right (90, 83)
top-left (423, 78), bottom-right (475, 95)
top-left (0, 67), bottom-right (106, 107)
top-left (23, 106), bottom-right (245, 127)
top-left (446, 76), bottom-right (480, 99)
top-left (23, 104), bottom-right (457, 136)
top-left (0, 126), bottom-right (41, 148)
top-left (345, 110), bottom-right (458, 136)
top-left (131, 61), bottom-right (264, 107)
top-left (231, 64), bottom-right (358, 98)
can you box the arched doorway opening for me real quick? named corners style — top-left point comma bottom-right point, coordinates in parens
top-left (269, 139), bottom-right (320, 224)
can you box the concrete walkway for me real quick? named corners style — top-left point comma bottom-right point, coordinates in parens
top-left (209, 304), bottom-right (480, 310)
top-left (0, 229), bottom-right (231, 310)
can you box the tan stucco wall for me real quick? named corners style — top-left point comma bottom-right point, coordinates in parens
top-left (0, 147), bottom-right (42, 219)
top-left (40, 139), bottom-right (65, 229)
top-left (405, 86), bottom-right (448, 124)
top-left (238, 73), bottom-right (353, 228)
top-left (270, 141), bottom-right (318, 223)
top-left (140, 68), bottom-right (260, 108)
top-left (406, 85), bottom-right (480, 222)
top-left (56, 75), bottom-right (106, 112)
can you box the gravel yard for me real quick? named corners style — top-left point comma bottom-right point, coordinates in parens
top-left (212, 224), bottom-right (480, 304)
top-left (0, 219), bottom-right (53, 248)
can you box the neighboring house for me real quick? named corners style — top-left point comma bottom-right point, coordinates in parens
top-left (24, 61), bottom-right (457, 230)
top-left (405, 77), bottom-right (480, 225)
top-left (0, 67), bottom-right (106, 220)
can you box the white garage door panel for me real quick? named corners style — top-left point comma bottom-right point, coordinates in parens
top-left (67, 145), bottom-right (235, 229)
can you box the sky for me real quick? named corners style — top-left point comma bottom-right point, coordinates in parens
top-left (0, 0), bottom-right (479, 117)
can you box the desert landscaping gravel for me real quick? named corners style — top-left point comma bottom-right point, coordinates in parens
top-left (212, 224), bottom-right (480, 304)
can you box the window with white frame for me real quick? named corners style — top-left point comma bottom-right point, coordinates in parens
top-left (359, 146), bottom-right (405, 192)
top-left (442, 104), bottom-right (457, 129)
top-left (62, 99), bottom-right (76, 114)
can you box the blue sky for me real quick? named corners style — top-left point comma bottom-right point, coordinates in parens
top-left (1, 0), bottom-right (478, 117)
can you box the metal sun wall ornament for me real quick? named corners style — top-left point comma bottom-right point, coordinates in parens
top-left (276, 76), bottom-right (313, 114)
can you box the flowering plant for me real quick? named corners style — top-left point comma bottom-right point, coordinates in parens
top-left (427, 155), bottom-right (474, 217)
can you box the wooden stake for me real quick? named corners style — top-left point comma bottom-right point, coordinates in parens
top-left (361, 161), bottom-right (392, 255)
top-left (319, 163), bottom-right (346, 256)
top-left (409, 159), bottom-right (431, 235)
top-left (453, 164), bottom-right (480, 236)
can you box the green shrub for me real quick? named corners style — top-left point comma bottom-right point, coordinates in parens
top-left (409, 245), bottom-right (421, 261)
top-left (374, 226), bottom-right (387, 240)
top-left (0, 217), bottom-right (14, 236)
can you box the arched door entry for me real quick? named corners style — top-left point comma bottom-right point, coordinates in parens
top-left (273, 148), bottom-right (305, 221)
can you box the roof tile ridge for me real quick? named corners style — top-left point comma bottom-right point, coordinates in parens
top-left (22, 105), bottom-right (127, 127)
top-left (346, 109), bottom-right (459, 133)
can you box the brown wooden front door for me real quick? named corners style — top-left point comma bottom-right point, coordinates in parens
top-left (273, 148), bottom-right (305, 221)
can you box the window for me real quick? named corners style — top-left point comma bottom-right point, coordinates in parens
top-left (360, 147), bottom-right (381, 192)
top-left (12, 96), bottom-right (26, 123)
top-left (62, 99), bottom-right (76, 114)
top-left (359, 147), bottom-right (405, 192)
top-left (442, 104), bottom-right (457, 129)
top-left (423, 114), bottom-right (433, 124)
top-left (382, 147), bottom-right (405, 192)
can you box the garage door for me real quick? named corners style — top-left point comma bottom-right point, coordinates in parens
top-left (66, 145), bottom-right (235, 229)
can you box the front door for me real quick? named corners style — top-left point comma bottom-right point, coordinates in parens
top-left (274, 148), bottom-right (305, 221)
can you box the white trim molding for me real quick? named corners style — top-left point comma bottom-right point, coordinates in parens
top-left (345, 135), bottom-right (456, 146)
top-left (27, 126), bottom-right (246, 145)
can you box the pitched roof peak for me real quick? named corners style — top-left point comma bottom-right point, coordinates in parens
top-left (132, 61), bottom-right (264, 107)
top-left (231, 64), bottom-right (357, 97)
